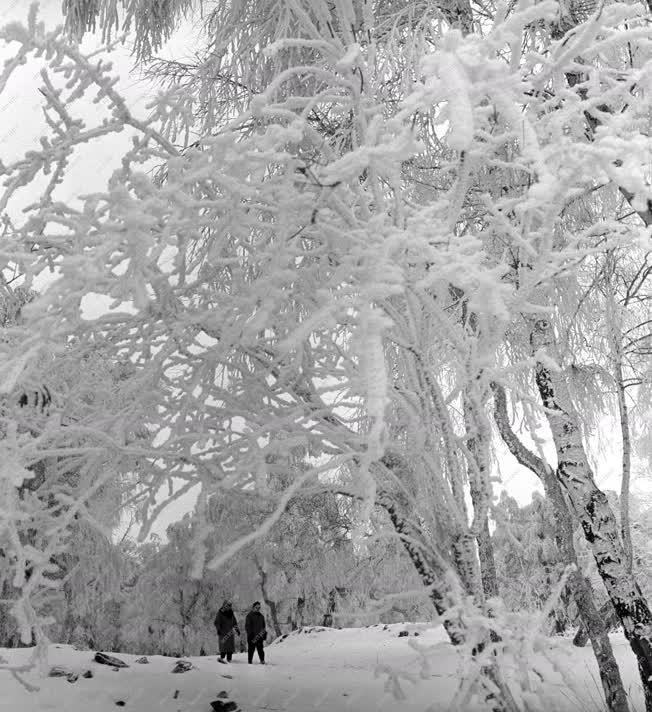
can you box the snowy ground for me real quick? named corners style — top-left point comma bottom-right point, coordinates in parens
top-left (0, 624), bottom-right (644, 711)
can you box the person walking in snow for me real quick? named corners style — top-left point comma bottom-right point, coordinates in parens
top-left (214, 600), bottom-right (240, 663)
top-left (245, 601), bottom-right (267, 664)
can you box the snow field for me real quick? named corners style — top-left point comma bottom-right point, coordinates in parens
top-left (0, 624), bottom-right (645, 711)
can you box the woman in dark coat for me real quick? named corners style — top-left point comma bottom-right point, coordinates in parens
top-left (214, 600), bottom-right (240, 662)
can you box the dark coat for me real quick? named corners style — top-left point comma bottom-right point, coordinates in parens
top-left (214, 608), bottom-right (239, 654)
top-left (245, 610), bottom-right (267, 643)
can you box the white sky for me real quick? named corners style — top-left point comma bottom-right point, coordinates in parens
top-left (2, 1), bottom-right (646, 541)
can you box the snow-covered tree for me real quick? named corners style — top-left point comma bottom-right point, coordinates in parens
top-left (493, 493), bottom-right (569, 627)
top-left (1, 1), bottom-right (651, 709)
top-left (120, 520), bottom-right (227, 657)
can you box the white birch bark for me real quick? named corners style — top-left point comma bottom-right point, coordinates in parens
top-left (531, 318), bottom-right (652, 710)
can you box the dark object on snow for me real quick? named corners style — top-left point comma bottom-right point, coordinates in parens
top-left (48, 666), bottom-right (69, 677)
top-left (383, 625), bottom-right (388, 630)
top-left (322, 613), bottom-right (333, 627)
top-left (66, 672), bottom-right (79, 683)
top-left (173, 690), bottom-right (179, 699)
top-left (414, 632), bottom-right (420, 636)
top-left (135, 656), bottom-right (149, 664)
top-left (210, 701), bottom-right (239, 712)
top-left (115, 702), bottom-right (125, 707)
top-left (216, 691), bottom-right (229, 699)
top-left (215, 601), bottom-right (240, 658)
top-left (398, 630), bottom-right (409, 637)
top-left (94, 652), bottom-right (129, 668)
top-left (220, 674), bottom-right (233, 679)
top-left (82, 670), bottom-right (93, 679)
top-left (171, 660), bottom-right (193, 673)
top-left (112, 666), bottom-right (121, 671)
top-left (246, 602), bottom-right (267, 664)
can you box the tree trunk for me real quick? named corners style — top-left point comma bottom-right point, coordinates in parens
top-left (545, 469), bottom-right (629, 712)
top-left (322, 588), bottom-right (339, 627)
top-left (492, 382), bottom-right (630, 712)
top-left (451, 530), bottom-right (486, 601)
top-left (265, 596), bottom-right (282, 639)
top-left (604, 251), bottom-right (634, 576)
top-left (469, 483), bottom-right (499, 599)
top-left (61, 582), bottom-right (76, 645)
top-left (614, 337), bottom-right (633, 576)
top-left (616, 361), bottom-right (633, 575)
top-left (0, 579), bottom-right (16, 647)
top-left (377, 452), bottom-right (520, 712)
top-left (466, 415), bottom-right (500, 600)
top-left (322, 588), bottom-right (348, 626)
top-left (296, 596), bottom-right (305, 629)
top-left (378, 453), bottom-right (466, 643)
top-left (459, 301), bottom-right (500, 601)
top-left (376, 494), bottom-right (458, 632)
top-left (574, 600), bottom-right (620, 647)
top-left (255, 559), bottom-right (282, 639)
top-left (531, 318), bottom-right (652, 710)
top-left (569, 575), bottom-right (630, 712)
top-left (477, 522), bottom-right (499, 599)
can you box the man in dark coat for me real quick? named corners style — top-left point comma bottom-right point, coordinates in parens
top-left (214, 600), bottom-right (239, 663)
top-left (245, 601), bottom-right (267, 664)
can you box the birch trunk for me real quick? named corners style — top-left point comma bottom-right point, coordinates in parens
top-left (544, 466), bottom-right (629, 712)
top-left (451, 530), bottom-right (486, 602)
top-left (377, 452), bottom-right (465, 644)
top-left (465, 398), bottom-right (500, 599)
top-left (604, 251), bottom-right (635, 575)
top-left (473, 507), bottom-right (499, 599)
top-left (378, 452), bottom-right (519, 712)
top-left (531, 318), bottom-right (652, 710)
top-left (615, 358), bottom-right (633, 575)
top-left (492, 382), bottom-right (629, 712)
top-left (574, 600), bottom-right (619, 647)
